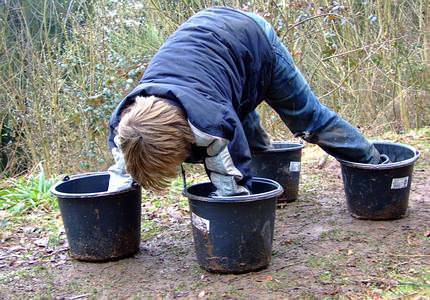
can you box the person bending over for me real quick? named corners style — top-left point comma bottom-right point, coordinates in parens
top-left (108, 7), bottom-right (381, 196)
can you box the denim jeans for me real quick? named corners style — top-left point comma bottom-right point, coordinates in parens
top-left (243, 12), bottom-right (380, 164)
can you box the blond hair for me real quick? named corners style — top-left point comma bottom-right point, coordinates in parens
top-left (118, 96), bottom-right (194, 190)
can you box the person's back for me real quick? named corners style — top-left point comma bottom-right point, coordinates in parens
top-left (109, 8), bottom-right (275, 142)
top-left (109, 7), bottom-right (277, 195)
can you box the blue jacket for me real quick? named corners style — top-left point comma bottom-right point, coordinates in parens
top-left (108, 7), bottom-right (274, 195)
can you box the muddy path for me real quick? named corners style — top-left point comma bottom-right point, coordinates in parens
top-left (1, 140), bottom-right (429, 299)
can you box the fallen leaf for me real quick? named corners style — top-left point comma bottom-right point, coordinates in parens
top-left (23, 226), bottom-right (37, 234)
top-left (53, 260), bottom-right (66, 267)
top-left (198, 290), bottom-right (206, 298)
top-left (0, 232), bottom-right (12, 243)
top-left (166, 207), bottom-right (183, 221)
top-left (347, 249), bottom-right (354, 256)
top-left (34, 237), bottom-right (49, 248)
top-left (7, 246), bottom-right (24, 253)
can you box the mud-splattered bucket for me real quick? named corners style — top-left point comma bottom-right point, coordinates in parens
top-left (250, 142), bottom-right (304, 203)
top-left (51, 172), bottom-right (141, 261)
top-left (183, 178), bottom-right (283, 274)
top-left (339, 141), bottom-right (420, 220)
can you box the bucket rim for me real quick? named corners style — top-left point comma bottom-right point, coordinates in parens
top-left (253, 141), bottom-right (305, 154)
top-left (183, 177), bottom-right (284, 203)
top-left (50, 171), bottom-right (139, 199)
top-left (337, 140), bottom-right (420, 170)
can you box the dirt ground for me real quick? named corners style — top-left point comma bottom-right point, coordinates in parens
top-left (1, 134), bottom-right (429, 299)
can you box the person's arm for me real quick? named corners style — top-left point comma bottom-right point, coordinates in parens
top-left (188, 121), bottom-right (252, 197)
top-left (107, 136), bottom-right (133, 191)
top-left (242, 110), bottom-right (273, 152)
top-left (107, 104), bottom-right (134, 192)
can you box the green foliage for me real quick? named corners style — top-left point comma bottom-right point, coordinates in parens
top-left (0, 165), bottom-right (57, 216)
top-left (0, 0), bottom-right (164, 177)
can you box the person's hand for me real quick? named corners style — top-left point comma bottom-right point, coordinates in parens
top-left (209, 185), bottom-right (250, 197)
top-left (107, 137), bottom-right (133, 192)
top-left (208, 173), bottom-right (251, 197)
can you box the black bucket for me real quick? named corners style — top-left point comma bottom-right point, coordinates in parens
top-left (250, 142), bottom-right (304, 203)
top-left (183, 178), bottom-right (283, 274)
top-left (51, 172), bottom-right (141, 261)
top-left (339, 141), bottom-right (420, 220)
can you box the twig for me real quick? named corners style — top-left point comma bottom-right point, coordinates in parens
top-left (272, 261), bottom-right (302, 272)
top-left (296, 204), bottom-right (317, 208)
top-left (284, 13), bottom-right (343, 37)
top-left (322, 45), bottom-right (368, 61)
top-left (390, 293), bottom-right (419, 300)
top-left (319, 41), bottom-right (386, 99)
top-left (66, 294), bottom-right (90, 300)
top-left (41, 247), bottom-right (69, 258)
top-left (147, 0), bottom-right (179, 28)
top-left (321, 30), bottom-right (405, 62)
top-left (388, 253), bottom-right (430, 258)
top-left (397, 282), bottom-right (430, 287)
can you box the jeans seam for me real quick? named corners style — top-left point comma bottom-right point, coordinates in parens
top-left (273, 44), bottom-right (296, 71)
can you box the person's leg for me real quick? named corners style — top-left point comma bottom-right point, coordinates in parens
top-left (245, 12), bottom-right (380, 163)
top-left (242, 110), bottom-right (272, 152)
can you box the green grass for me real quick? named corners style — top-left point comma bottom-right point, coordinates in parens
top-left (380, 268), bottom-right (430, 298)
top-left (0, 265), bottom-right (52, 284)
top-left (306, 252), bottom-right (348, 270)
top-left (265, 278), bottom-right (283, 292)
top-left (319, 271), bottom-right (333, 283)
top-left (0, 165), bottom-right (57, 216)
top-left (319, 229), bottom-right (367, 243)
top-left (141, 219), bottom-right (164, 241)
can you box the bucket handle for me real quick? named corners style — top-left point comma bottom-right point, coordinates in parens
top-left (379, 154), bottom-right (390, 165)
top-left (181, 163), bottom-right (187, 191)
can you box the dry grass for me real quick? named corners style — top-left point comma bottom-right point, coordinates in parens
top-left (0, 0), bottom-right (428, 177)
